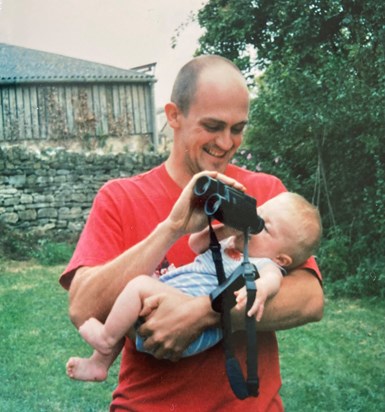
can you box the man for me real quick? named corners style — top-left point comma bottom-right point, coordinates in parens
top-left (60, 55), bottom-right (323, 411)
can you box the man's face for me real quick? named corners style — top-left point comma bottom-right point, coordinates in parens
top-left (174, 67), bottom-right (249, 176)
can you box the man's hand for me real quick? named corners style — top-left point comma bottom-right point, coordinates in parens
top-left (166, 171), bottom-right (246, 237)
top-left (137, 293), bottom-right (219, 362)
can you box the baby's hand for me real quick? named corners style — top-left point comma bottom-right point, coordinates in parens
top-left (234, 286), bottom-right (247, 311)
top-left (234, 284), bottom-right (268, 322)
top-left (161, 263), bottom-right (176, 275)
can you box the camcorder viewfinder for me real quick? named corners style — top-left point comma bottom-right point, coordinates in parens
top-left (193, 175), bottom-right (265, 234)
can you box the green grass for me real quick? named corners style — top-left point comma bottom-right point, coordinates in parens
top-left (1, 260), bottom-right (384, 411)
top-left (278, 296), bottom-right (385, 411)
top-left (0, 260), bottom-right (119, 412)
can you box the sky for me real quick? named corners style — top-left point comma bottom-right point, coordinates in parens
top-left (0, 0), bottom-right (207, 108)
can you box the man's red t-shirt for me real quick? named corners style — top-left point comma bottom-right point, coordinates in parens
top-left (60, 163), bottom-right (321, 411)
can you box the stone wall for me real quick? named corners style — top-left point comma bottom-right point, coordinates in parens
top-left (0, 146), bottom-right (166, 237)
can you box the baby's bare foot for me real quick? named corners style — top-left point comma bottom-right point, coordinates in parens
top-left (66, 356), bottom-right (108, 382)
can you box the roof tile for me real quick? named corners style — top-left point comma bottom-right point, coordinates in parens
top-left (0, 43), bottom-right (155, 85)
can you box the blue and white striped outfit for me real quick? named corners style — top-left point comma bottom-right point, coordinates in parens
top-left (136, 238), bottom-right (274, 357)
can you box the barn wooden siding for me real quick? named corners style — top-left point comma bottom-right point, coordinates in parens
top-left (0, 82), bottom-right (153, 141)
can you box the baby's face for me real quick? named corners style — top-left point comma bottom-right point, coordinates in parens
top-left (241, 196), bottom-right (295, 260)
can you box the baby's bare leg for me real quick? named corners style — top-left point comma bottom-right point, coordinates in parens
top-left (78, 275), bottom-right (183, 355)
top-left (67, 275), bottom-right (184, 381)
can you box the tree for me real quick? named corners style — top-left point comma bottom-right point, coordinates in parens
top-left (196, 0), bottom-right (385, 296)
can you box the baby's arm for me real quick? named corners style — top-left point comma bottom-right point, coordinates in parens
top-left (189, 223), bottom-right (242, 254)
top-left (234, 262), bottom-right (282, 321)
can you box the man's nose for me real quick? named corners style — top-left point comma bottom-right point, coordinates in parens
top-left (215, 129), bottom-right (234, 151)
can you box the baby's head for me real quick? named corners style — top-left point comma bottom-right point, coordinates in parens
top-left (246, 192), bottom-right (322, 269)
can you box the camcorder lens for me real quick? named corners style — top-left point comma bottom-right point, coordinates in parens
top-left (194, 176), bottom-right (212, 196)
top-left (204, 194), bottom-right (222, 216)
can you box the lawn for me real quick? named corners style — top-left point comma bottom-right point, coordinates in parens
top-left (278, 297), bottom-right (384, 411)
top-left (1, 261), bottom-right (384, 411)
top-left (0, 261), bottom-right (119, 412)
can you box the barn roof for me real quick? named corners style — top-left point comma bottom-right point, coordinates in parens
top-left (0, 43), bottom-right (156, 85)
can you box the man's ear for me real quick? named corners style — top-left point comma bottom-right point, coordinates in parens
top-left (164, 102), bottom-right (181, 129)
top-left (275, 253), bottom-right (293, 268)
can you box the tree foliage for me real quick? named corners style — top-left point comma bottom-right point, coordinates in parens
top-left (196, 0), bottom-right (385, 296)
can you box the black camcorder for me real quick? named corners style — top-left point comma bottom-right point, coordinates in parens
top-left (193, 175), bottom-right (265, 234)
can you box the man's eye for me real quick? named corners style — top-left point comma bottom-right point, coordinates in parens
top-left (204, 124), bottom-right (221, 132)
top-left (231, 126), bottom-right (245, 135)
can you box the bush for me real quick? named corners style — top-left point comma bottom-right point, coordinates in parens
top-left (232, 152), bottom-right (385, 298)
top-left (0, 221), bottom-right (38, 261)
top-left (0, 221), bottom-right (75, 265)
top-left (301, 224), bottom-right (385, 298)
top-left (316, 227), bottom-right (351, 283)
top-left (325, 256), bottom-right (385, 299)
top-left (32, 240), bottom-right (75, 266)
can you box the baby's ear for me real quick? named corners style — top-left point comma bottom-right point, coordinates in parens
top-left (275, 254), bottom-right (292, 268)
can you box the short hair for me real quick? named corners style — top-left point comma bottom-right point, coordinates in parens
top-left (275, 192), bottom-right (322, 268)
top-left (171, 55), bottom-right (242, 115)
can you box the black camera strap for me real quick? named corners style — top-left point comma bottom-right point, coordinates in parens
top-left (208, 219), bottom-right (259, 399)
top-left (208, 222), bottom-right (227, 285)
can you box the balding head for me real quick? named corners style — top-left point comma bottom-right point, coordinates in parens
top-left (171, 55), bottom-right (247, 115)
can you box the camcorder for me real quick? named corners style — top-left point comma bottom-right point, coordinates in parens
top-left (193, 175), bottom-right (265, 234)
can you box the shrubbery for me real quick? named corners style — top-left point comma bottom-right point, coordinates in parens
top-left (32, 239), bottom-right (75, 266)
top-left (196, 0), bottom-right (384, 298)
top-left (0, 220), bottom-right (38, 261)
top-left (0, 221), bottom-right (75, 266)
top-left (233, 151), bottom-right (385, 298)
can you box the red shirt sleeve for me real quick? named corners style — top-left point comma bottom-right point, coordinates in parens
top-left (59, 181), bottom-right (129, 289)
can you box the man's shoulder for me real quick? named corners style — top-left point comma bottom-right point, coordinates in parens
top-left (101, 163), bottom-right (166, 193)
top-left (226, 164), bottom-right (287, 202)
top-left (226, 164), bottom-right (283, 186)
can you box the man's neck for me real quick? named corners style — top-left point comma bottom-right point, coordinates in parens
top-left (165, 156), bottom-right (193, 188)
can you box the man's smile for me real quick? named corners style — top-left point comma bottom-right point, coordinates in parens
top-left (203, 146), bottom-right (228, 158)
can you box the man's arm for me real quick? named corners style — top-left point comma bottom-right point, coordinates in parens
top-left (68, 219), bottom-right (182, 327)
top-left (233, 268), bottom-right (324, 331)
top-left (138, 268), bottom-right (323, 361)
top-left (68, 171), bottom-right (246, 328)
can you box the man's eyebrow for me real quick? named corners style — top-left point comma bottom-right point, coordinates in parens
top-left (233, 120), bottom-right (248, 127)
top-left (200, 117), bottom-right (225, 124)
top-left (200, 118), bottom-right (248, 126)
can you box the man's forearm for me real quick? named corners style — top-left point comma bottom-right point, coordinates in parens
top-left (232, 269), bottom-right (324, 332)
top-left (69, 220), bottom-right (182, 327)
top-left (136, 269), bottom-right (324, 360)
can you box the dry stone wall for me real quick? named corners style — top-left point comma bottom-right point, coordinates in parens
top-left (0, 146), bottom-right (166, 237)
